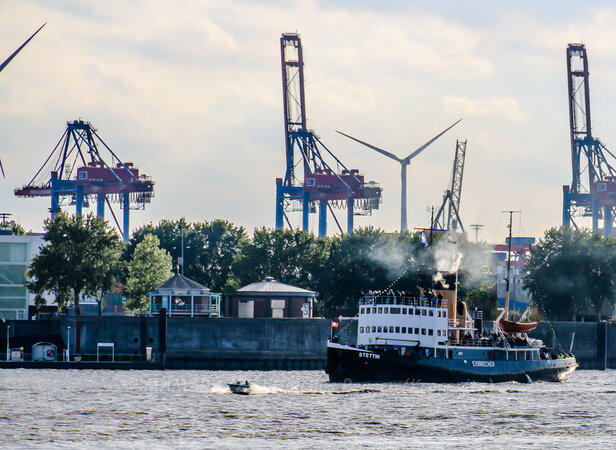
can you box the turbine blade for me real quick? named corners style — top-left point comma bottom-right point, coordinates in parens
top-left (335, 130), bottom-right (402, 162)
top-left (404, 118), bottom-right (462, 162)
top-left (0, 23), bottom-right (46, 74)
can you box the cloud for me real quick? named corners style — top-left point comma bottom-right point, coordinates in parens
top-left (441, 96), bottom-right (530, 122)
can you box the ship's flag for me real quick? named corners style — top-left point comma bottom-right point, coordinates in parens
top-left (331, 321), bottom-right (339, 328)
top-left (419, 232), bottom-right (428, 247)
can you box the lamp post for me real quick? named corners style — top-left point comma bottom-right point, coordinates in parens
top-left (6, 325), bottom-right (9, 361)
top-left (67, 325), bottom-right (71, 362)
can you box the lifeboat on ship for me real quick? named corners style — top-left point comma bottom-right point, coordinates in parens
top-left (498, 319), bottom-right (537, 333)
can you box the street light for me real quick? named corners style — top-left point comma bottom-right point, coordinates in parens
top-left (67, 325), bottom-right (71, 362)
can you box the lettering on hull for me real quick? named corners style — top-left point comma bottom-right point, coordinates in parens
top-left (471, 360), bottom-right (495, 368)
top-left (359, 352), bottom-right (380, 359)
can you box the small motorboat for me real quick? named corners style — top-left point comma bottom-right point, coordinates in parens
top-left (228, 380), bottom-right (251, 395)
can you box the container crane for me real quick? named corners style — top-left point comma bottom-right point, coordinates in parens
top-left (562, 43), bottom-right (616, 236)
top-left (15, 120), bottom-right (154, 240)
top-left (275, 33), bottom-right (382, 236)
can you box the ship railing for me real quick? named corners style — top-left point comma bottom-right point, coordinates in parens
top-left (360, 295), bottom-right (446, 309)
top-left (447, 338), bottom-right (524, 348)
top-left (448, 338), bottom-right (495, 347)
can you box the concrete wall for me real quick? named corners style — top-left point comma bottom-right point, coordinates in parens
top-left (2, 317), bottom-right (614, 370)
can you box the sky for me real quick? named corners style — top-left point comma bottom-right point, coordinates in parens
top-left (2, 0), bottom-right (616, 243)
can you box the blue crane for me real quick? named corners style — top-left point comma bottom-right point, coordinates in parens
top-left (276, 33), bottom-right (382, 236)
top-left (562, 44), bottom-right (616, 236)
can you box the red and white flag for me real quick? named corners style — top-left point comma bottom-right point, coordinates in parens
top-left (331, 321), bottom-right (339, 328)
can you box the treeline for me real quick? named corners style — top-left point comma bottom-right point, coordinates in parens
top-left (27, 214), bottom-right (497, 317)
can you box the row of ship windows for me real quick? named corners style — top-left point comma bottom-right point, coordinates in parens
top-left (359, 326), bottom-right (446, 337)
top-left (361, 306), bottom-right (446, 318)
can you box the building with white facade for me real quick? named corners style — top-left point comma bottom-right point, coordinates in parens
top-left (0, 228), bottom-right (44, 320)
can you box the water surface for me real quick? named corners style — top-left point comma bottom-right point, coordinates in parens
top-left (1, 369), bottom-right (614, 448)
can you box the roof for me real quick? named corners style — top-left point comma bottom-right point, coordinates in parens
top-left (155, 273), bottom-right (210, 293)
top-left (236, 277), bottom-right (315, 296)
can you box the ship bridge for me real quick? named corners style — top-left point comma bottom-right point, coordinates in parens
top-left (357, 294), bottom-right (448, 348)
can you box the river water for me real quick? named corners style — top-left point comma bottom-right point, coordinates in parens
top-left (1, 369), bottom-right (614, 448)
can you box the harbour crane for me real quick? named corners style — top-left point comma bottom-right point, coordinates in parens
top-left (0, 23), bottom-right (46, 177)
top-left (15, 119), bottom-right (154, 241)
top-left (276, 33), bottom-right (382, 236)
top-left (336, 119), bottom-right (461, 232)
top-left (430, 139), bottom-right (467, 233)
top-left (562, 43), bottom-right (616, 236)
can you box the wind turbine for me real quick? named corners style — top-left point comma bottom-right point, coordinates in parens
top-left (336, 118), bottom-right (462, 232)
top-left (0, 23), bottom-right (46, 177)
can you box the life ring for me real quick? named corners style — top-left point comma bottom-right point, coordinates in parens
top-left (46, 349), bottom-right (55, 358)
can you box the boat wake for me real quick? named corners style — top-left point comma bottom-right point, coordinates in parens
top-left (211, 384), bottom-right (381, 395)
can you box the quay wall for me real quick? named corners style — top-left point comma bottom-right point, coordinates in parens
top-left (0, 317), bottom-right (612, 370)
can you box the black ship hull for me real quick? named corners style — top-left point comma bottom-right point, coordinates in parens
top-left (326, 344), bottom-right (578, 383)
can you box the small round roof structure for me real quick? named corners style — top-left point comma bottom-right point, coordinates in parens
top-left (155, 273), bottom-right (211, 295)
top-left (236, 277), bottom-right (315, 297)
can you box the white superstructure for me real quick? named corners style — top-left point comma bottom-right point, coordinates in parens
top-left (357, 295), bottom-right (448, 347)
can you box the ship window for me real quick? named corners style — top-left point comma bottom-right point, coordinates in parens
top-left (390, 307), bottom-right (400, 314)
top-left (422, 310), bottom-right (427, 316)
top-left (429, 310), bottom-right (434, 317)
top-left (360, 308), bottom-right (364, 314)
top-left (402, 327), bottom-right (406, 333)
top-left (429, 329), bottom-right (433, 336)
top-left (377, 326), bottom-right (382, 333)
top-left (395, 327), bottom-right (400, 333)
top-left (384, 307), bottom-right (389, 314)
top-left (415, 309), bottom-right (420, 315)
top-left (360, 327), bottom-right (364, 333)
top-left (415, 328), bottom-right (419, 334)
top-left (365, 308), bottom-right (370, 314)
top-left (421, 328), bottom-right (426, 335)
top-left (372, 326), bottom-right (376, 333)
top-left (402, 308), bottom-right (407, 314)
top-left (372, 308), bottom-right (377, 314)
top-left (437, 311), bottom-right (440, 317)
top-left (437, 330), bottom-right (441, 336)
top-left (378, 307), bottom-right (382, 314)
top-left (447, 350), bottom-right (453, 359)
top-left (389, 326), bottom-right (394, 333)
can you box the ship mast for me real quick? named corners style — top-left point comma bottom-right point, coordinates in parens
top-left (502, 210), bottom-right (521, 320)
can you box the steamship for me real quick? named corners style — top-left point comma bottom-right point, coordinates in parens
top-left (325, 280), bottom-right (577, 383)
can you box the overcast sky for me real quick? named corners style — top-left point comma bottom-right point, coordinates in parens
top-left (2, 0), bottom-right (616, 242)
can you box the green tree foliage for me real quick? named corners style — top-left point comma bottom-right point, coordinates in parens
top-left (0, 220), bottom-right (27, 235)
top-left (126, 219), bottom-right (246, 292)
top-left (524, 227), bottom-right (616, 321)
top-left (123, 234), bottom-right (173, 312)
top-left (26, 213), bottom-right (123, 315)
top-left (230, 227), bottom-right (330, 294)
top-left (459, 281), bottom-right (498, 320)
top-left (318, 229), bottom-right (427, 314)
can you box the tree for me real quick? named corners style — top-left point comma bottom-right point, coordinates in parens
top-left (523, 227), bottom-right (616, 321)
top-left (125, 219), bottom-right (246, 292)
top-left (318, 229), bottom-right (427, 315)
top-left (0, 220), bottom-right (26, 235)
top-left (123, 234), bottom-right (173, 312)
top-left (26, 213), bottom-right (123, 315)
top-left (231, 227), bottom-right (330, 293)
top-left (459, 281), bottom-right (498, 320)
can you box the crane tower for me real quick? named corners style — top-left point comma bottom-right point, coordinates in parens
top-left (275, 33), bottom-right (382, 236)
top-left (562, 44), bottom-right (616, 235)
top-left (431, 139), bottom-right (467, 232)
